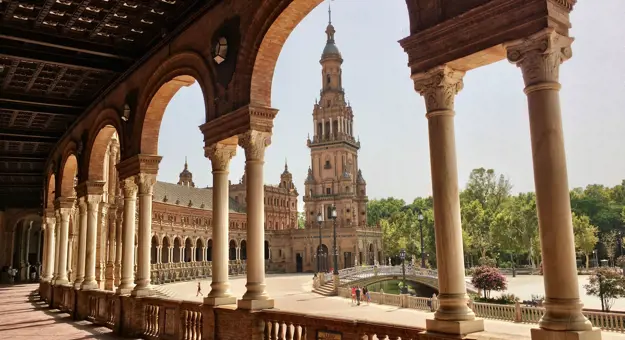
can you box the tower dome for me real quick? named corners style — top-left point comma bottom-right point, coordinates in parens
top-left (320, 3), bottom-right (342, 61)
top-left (177, 157), bottom-right (195, 187)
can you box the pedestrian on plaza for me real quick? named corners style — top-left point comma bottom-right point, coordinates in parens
top-left (351, 286), bottom-right (356, 304)
top-left (196, 281), bottom-right (203, 297)
top-left (362, 286), bottom-right (370, 305)
top-left (355, 286), bottom-right (361, 306)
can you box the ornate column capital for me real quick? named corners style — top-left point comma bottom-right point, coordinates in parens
top-left (238, 130), bottom-right (272, 162)
top-left (205, 141), bottom-right (237, 172)
top-left (412, 65), bottom-right (465, 114)
top-left (76, 181), bottom-right (106, 198)
top-left (135, 173), bottom-right (157, 196)
top-left (86, 194), bottom-right (102, 213)
top-left (121, 176), bottom-right (138, 198)
top-left (505, 28), bottom-right (574, 88)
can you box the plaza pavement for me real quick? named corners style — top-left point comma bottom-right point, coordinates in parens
top-left (157, 273), bottom-right (625, 340)
top-left (0, 284), bottom-right (129, 339)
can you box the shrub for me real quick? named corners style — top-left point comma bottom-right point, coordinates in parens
top-left (478, 257), bottom-right (497, 267)
top-left (471, 266), bottom-right (507, 298)
top-left (584, 267), bottom-right (625, 312)
top-left (616, 255), bottom-right (625, 268)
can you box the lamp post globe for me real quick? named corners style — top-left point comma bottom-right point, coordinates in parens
top-left (331, 205), bottom-right (338, 275)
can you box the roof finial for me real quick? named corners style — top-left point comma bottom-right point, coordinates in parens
top-left (184, 156), bottom-right (188, 170)
top-left (328, 0), bottom-right (332, 25)
top-left (285, 158), bottom-right (288, 171)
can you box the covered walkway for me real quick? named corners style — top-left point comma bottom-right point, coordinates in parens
top-left (0, 284), bottom-right (128, 340)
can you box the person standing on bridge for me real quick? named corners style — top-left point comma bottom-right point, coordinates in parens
top-left (355, 286), bottom-right (362, 306)
top-left (196, 282), bottom-right (203, 297)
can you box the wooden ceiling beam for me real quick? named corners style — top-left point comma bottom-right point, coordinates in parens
top-left (0, 45), bottom-right (125, 73)
top-left (0, 101), bottom-right (83, 116)
top-left (0, 171), bottom-right (43, 176)
top-left (0, 129), bottom-right (61, 141)
top-left (0, 156), bottom-right (47, 162)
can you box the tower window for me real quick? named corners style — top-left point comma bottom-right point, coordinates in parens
top-left (324, 160), bottom-right (331, 169)
top-left (326, 74), bottom-right (331, 84)
top-left (326, 188), bottom-right (331, 195)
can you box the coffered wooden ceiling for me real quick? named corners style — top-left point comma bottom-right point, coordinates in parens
top-left (0, 0), bottom-right (220, 208)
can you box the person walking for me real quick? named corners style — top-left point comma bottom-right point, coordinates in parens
top-left (351, 286), bottom-right (356, 305)
top-left (196, 281), bottom-right (203, 297)
top-left (355, 286), bottom-right (361, 306)
top-left (363, 286), bottom-right (370, 305)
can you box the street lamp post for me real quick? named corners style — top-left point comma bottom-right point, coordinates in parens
top-left (317, 212), bottom-right (323, 273)
top-left (331, 205), bottom-right (338, 275)
top-left (400, 248), bottom-right (406, 294)
top-left (418, 212), bottom-right (425, 268)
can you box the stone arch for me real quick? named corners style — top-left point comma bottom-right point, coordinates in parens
top-left (45, 173), bottom-right (56, 211)
top-left (58, 152), bottom-right (78, 198)
top-left (132, 51), bottom-right (214, 155)
top-left (84, 112), bottom-right (122, 181)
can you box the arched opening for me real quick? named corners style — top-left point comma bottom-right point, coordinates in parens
top-left (240, 240), bottom-right (247, 260)
top-left (151, 235), bottom-right (159, 264)
top-left (59, 154), bottom-right (78, 198)
top-left (45, 173), bottom-right (56, 211)
top-left (184, 238), bottom-right (193, 262)
top-left (229, 240), bottom-right (237, 261)
top-left (195, 238), bottom-right (204, 262)
top-left (316, 244), bottom-right (329, 272)
top-left (206, 239), bottom-right (213, 262)
top-left (11, 216), bottom-right (43, 282)
top-left (264, 240), bottom-right (270, 261)
top-left (369, 243), bottom-right (375, 265)
top-left (173, 237), bottom-right (182, 263)
top-left (162, 237), bottom-right (171, 263)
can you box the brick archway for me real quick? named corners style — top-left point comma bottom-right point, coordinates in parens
top-left (45, 173), bottom-right (56, 211)
top-left (86, 124), bottom-right (119, 182)
top-left (58, 153), bottom-right (78, 198)
top-left (83, 109), bottom-right (123, 181)
top-left (132, 51), bottom-right (214, 156)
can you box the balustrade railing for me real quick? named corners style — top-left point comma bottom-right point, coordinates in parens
top-left (258, 309), bottom-right (423, 340)
top-left (150, 260), bottom-right (246, 284)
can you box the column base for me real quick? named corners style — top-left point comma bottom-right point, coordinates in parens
top-left (81, 281), bottom-right (99, 290)
top-left (237, 298), bottom-right (274, 310)
top-left (73, 280), bottom-right (83, 289)
top-left (531, 328), bottom-right (601, 340)
top-left (131, 286), bottom-right (154, 297)
top-left (55, 278), bottom-right (69, 285)
top-left (426, 318), bottom-right (484, 336)
top-left (116, 283), bottom-right (135, 295)
top-left (204, 296), bottom-right (237, 306)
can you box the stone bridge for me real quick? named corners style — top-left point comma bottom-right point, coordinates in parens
top-left (337, 266), bottom-right (478, 294)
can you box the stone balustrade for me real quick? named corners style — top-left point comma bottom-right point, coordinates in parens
top-left (337, 287), bottom-right (625, 332)
top-left (150, 260), bottom-right (246, 284)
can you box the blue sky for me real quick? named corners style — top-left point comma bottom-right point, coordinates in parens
top-left (157, 1), bottom-right (625, 209)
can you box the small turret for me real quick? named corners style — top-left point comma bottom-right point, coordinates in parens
top-left (177, 157), bottom-right (195, 187)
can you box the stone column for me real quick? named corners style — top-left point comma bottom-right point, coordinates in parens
top-left (54, 199), bottom-right (73, 285)
top-left (413, 65), bottom-right (483, 335)
top-left (53, 216), bottom-right (60, 283)
top-left (82, 193), bottom-right (102, 290)
top-left (117, 177), bottom-right (137, 294)
top-left (204, 142), bottom-right (237, 306)
top-left (132, 173), bottom-right (156, 296)
top-left (74, 198), bottom-right (88, 288)
top-left (105, 206), bottom-right (117, 290)
top-left (96, 202), bottom-right (108, 288)
top-left (42, 216), bottom-right (56, 281)
top-left (237, 131), bottom-right (274, 310)
top-left (114, 207), bottom-right (123, 287)
top-left (505, 28), bottom-right (597, 338)
top-left (40, 225), bottom-right (48, 280)
top-left (67, 233), bottom-right (75, 282)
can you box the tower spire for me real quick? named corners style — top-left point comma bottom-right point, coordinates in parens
top-left (184, 156), bottom-right (188, 170)
top-left (328, 0), bottom-right (332, 25)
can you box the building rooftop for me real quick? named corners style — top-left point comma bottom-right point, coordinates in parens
top-left (153, 181), bottom-right (245, 213)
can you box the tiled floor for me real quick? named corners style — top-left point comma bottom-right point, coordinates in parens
top-left (0, 284), bottom-right (123, 340)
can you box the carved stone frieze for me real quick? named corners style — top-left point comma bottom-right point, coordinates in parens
top-left (205, 142), bottom-right (237, 171)
top-left (412, 65), bottom-right (465, 113)
top-left (121, 176), bottom-right (138, 198)
top-left (76, 181), bottom-right (106, 198)
top-left (505, 28), bottom-right (573, 87)
top-left (238, 130), bottom-right (272, 161)
top-left (200, 104), bottom-right (278, 147)
top-left (136, 173), bottom-right (157, 195)
top-left (116, 154), bottom-right (162, 180)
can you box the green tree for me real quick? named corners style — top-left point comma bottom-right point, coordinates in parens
top-left (297, 212), bottom-right (305, 229)
top-left (584, 268), bottom-right (625, 312)
top-left (367, 198), bottom-right (406, 227)
top-left (601, 230), bottom-right (619, 266)
top-left (573, 213), bottom-right (599, 268)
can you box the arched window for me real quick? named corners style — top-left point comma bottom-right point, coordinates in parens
top-left (326, 74), bottom-right (331, 85)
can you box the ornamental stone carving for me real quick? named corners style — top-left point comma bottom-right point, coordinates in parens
top-left (205, 143), bottom-right (237, 171)
top-left (136, 173), bottom-right (157, 195)
top-left (505, 28), bottom-right (573, 87)
top-left (412, 65), bottom-right (465, 113)
top-left (121, 177), bottom-right (138, 198)
top-left (238, 130), bottom-right (272, 161)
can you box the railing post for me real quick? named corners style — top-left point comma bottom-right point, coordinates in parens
top-left (515, 301), bottom-right (522, 323)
